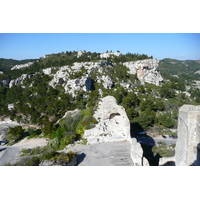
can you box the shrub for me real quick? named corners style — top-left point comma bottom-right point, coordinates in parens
top-left (134, 109), bottom-right (156, 130)
top-left (152, 145), bottom-right (175, 158)
top-left (27, 128), bottom-right (42, 138)
top-left (40, 149), bottom-right (58, 160)
top-left (25, 157), bottom-right (41, 166)
top-left (6, 126), bottom-right (25, 143)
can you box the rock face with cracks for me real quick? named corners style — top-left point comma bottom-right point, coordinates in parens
top-left (123, 59), bottom-right (163, 86)
top-left (84, 96), bottom-right (131, 144)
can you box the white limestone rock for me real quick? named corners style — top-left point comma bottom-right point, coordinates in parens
top-left (130, 138), bottom-right (143, 166)
top-left (100, 51), bottom-right (122, 59)
top-left (77, 50), bottom-right (86, 58)
top-left (130, 138), bottom-right (149, 166)
top-left (64, 76), bottom-right (92, 97)
top-left (84, 96), bottom-right (131, 144)
top-left (123, 59), bottom-right (163, 86)
top-left (9, 74), bottom-right (33, 88)
top-left (43, 67), bottom-right (57, 75)
top-left (195, 70), bottom-right (200, 74)
top-left (175, 105), bottom-right (200, 166)
top-left (49, 65), bottom-right (70, 87)
top-left (101, 75), bottom-right (113, 89)
top-left (43, 61), bottom-right (113, 96)
top-left (8, 104), bottom-right (14, 111)
top-left (11, 62), bottom-right (34, 70)
top-left (159, 156), bottom-right (175, 166)
top-left (48, 62), bottom-right (113, 95)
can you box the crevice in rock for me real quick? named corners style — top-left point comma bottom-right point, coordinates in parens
top-left (109, 113), bottom-right (120, 120)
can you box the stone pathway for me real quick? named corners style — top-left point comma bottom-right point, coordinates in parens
top-left (62, 141), bottom-right (133, 166)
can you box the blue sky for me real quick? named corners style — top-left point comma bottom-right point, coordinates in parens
top-left (0, 33), bottom-right (200, 60)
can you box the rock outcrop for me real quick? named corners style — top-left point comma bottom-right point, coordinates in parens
top-left (46, 62), bottom-right (114, 96)
top-left (77, 50), bottom-right (86, 58)
top-left (175, 105), bottom-right (200, 166)
top-left (130, 138), bottom-right (149, 166)
top-left (64, 76), bottom-right (92, 97)
top-left (11, 62), bottom-right (33, 70)
top-left (9, 74), bottom-right (33, 88)
top-left (123, 59), bottom-right (163, 86)
top-left (100, 51), bottom-right (122, 59)
top-left (84, 96), bottom-right (131, 144)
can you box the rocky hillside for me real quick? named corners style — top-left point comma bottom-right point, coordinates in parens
top-left (0, 50), bottom-right (200, 150)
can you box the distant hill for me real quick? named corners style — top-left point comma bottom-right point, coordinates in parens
top-left (0, 58), bottom-right (37, 72)
top-left (159, 58), bottom-right (200, 81)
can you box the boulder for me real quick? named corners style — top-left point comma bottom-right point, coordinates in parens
top-left (84, 96), bottom-right (130, 144)
top-left (175, 105), bottom-right (200, 166)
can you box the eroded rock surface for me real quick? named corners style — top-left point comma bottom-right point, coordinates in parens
top-left (84, 96), bottom-right (130, 144)
top-left (9, 74), bottom-right (33, 88)
top-left (123, 59), bottom-right (163, 86)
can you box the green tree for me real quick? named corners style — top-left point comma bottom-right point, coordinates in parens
top-left (7, 126), bottom-right (25, 142)
top-left (159, 83), bottom-right (175, 99)
top-left (126, 107), bottom-right (139, 122)
top-left (134, 109), bottom-right (156, 130)
top-left (122, 92), bottom-right (139, 109)
top-left (158, 113), bottom-right (174, 128)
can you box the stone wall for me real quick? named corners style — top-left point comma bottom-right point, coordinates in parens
top-left (175, 105), bottom-right (200, 166)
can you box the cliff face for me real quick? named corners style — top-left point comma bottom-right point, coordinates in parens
top-left (175, 105), bottom-right (200, 166)
top-left (123, 59), bottom-right (163, 86)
